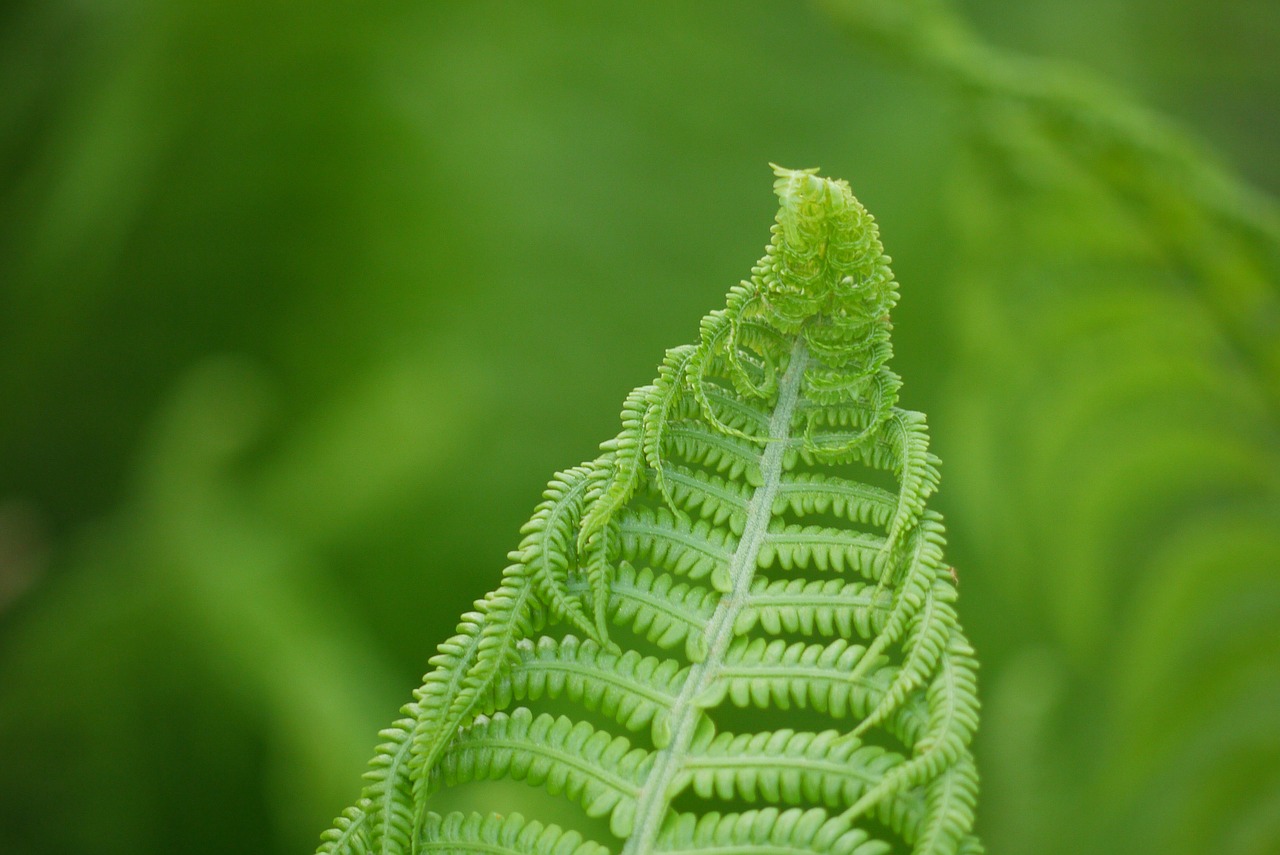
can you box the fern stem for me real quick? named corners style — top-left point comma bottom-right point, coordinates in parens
top-left (621, 335), bottom-right (811, 854)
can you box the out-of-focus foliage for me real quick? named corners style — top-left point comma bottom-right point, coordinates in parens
top-left (0, 1), bottom-right (1275, 854)
top-left (825, 3), bottom-right (1280, 853)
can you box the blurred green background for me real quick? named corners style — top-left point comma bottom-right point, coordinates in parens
top-left (2, 1), bottom-right (1277, 853)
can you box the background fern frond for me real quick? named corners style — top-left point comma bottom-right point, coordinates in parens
top-left (823, 2), bottom-right (1280, 853)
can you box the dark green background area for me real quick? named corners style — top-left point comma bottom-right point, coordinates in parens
top-left (1, 2), bottom-right (1276, 854)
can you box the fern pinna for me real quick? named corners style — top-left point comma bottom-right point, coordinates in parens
top-left (319, 166), bottom-right (981, 855)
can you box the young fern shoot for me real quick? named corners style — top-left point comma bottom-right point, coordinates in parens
top-left (319, 166), bottom-right (982, 855)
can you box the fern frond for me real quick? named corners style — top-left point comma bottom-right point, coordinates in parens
top-left (854, 581), bottom-right (955, 737)
top-left (663, 463), bottom-right (751, 534)
top-left (580, 386), bottom-right (651, 549)
top-left (644, 346), bottom-right (700, 514)
top-left (361, 718), bottom-right (417, 855)
top-left (843, 633), bottom-right (980, 821)
top-left (319, 166), bottom-right (980, 854)
top-left (665, 422), bottom-right (765, 485)
top-left (736, 576), bottom-right (891, 638)
top-left (437, 708), bottom-right (651, 837)
top-left (406, 565), bottom-right (542, 802)
top-left (911, 756), bottom-right (982, 855)
top-left (774, 470), bottom-right (896, 528)
top-left (518, 465), bottom-right (604, 641)
top-left (581, 514), bottom-right (620, 642)
top-left (709, 637), bottom-right (928, 736)
top-left (319, 804), bottom-right (373, 855)
top-left (605, 564), bottom-right (717, 663)
top-left (757, 520), bottom-right (885, 576)
top-left (490, 634), bottom-right (685, 742)
top-left (656, 808), bottom-right (891, 855)
top-left (419, 812), bottom-right (611, 855)
top-left (676, 728), bottom-right (901, 807)
top-left (619, 506), bottom-right (737, 592)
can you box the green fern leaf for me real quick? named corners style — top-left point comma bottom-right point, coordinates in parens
top-left (655, 808), bottom-right (889, 855)
top-left (319, 165), bottom-right (981, 854)
top-left (438, 708), bottom-right (652, 837)
top-left (487, 634), bottom-right (685, 743)
top-left (598, 563), bottom-right (717, 663)
top-left (420, 812), bottom-right (611, 855)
